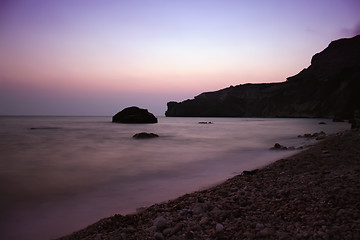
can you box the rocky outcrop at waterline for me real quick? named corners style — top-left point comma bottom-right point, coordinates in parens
top-left (165, 35), bottom-right (360, 119)
top-left (112, 106), bottom-right (158, 124)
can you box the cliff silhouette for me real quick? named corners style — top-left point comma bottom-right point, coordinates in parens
top-left (165, 35), bottom-right (360, 119)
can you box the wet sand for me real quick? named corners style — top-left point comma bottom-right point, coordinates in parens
top-left (59, 130), bottom-right (360, 239)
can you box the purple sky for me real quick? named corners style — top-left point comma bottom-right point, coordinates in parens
top-left (0, 0), bottom-right (359, 116)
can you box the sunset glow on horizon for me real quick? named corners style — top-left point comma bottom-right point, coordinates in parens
top-left (1, 0), bottom-right (359, 115)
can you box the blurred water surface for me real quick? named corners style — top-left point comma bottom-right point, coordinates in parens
top-left (0, 116), bottom-right (349, 239)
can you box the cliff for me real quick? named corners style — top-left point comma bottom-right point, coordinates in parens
top-left (165, 35), bottom-right (360, 119)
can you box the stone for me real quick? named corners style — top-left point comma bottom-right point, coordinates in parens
top-left (216, 223), bottom-right (224, 232)
top-left (270, 143), bottom-right (288, 150)
top-left (199, 216), bottom-right (209, 225)
top-left (133, 132), bottom-right (159, 139)
top-left (162, 228), bottom-right (172, 236)
top-left (242, 169), bottom-right (259, 175)
top-left (112, 106), bottom-right (157, 124)
top-left (277, 231), bottom-right (289, 240)
top-left (154, 232), bottom-right (164, 240)
top-left (192, 204), bottom-right (204, 215)
top-left (258, 228), bottom-right (273, 237)
top-left (120, 233), bottom-right (127, 240)
top-left (170, 223), bottom-right (183, 235)
top-left (243, 231), bottom-right (255, 238)
top-left (153, 216), bottom-right (167, 231)
top-left (255, 223), bottom-right (265, 229)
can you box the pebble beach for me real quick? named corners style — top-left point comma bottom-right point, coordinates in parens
top-left (59, 129), bottom-right (360, 240)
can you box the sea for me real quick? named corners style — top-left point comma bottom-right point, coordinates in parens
top-left (0, 116), bottom-right (350, 240)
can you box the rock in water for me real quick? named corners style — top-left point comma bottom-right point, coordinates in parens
top-left (133, 132), bottom-right (159, 139)
top-left (270, 143), bottom-right (288, 150)
top-left (112, 106), bottom-right (158, 124)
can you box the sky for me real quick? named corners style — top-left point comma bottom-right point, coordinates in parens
top-left (0, 0), bottom-right (359, 116)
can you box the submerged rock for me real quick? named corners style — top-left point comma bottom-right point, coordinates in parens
top-left (270, 143), bottom-right (296, 150)
top-left (112, 106), bottom-right (157, 124)
top-left (133, 132), bottom-right (159, 139)
top-left (271, 143), bottom-right (288, 150)
top-left (298, 131), bottom-right (326, 139)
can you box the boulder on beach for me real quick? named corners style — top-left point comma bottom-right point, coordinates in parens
top-left (133, 132), bottom-right (159, 139)
top-left (112, 106), bottom-right (158, 124)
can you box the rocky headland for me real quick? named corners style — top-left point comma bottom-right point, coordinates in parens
top-left (165, 35), bottom-right (360, 119)
top-left (59, 129), bottom-right (360, 239)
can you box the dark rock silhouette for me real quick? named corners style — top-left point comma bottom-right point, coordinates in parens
top-left (112, 106), bottom-right (157, 124)
top-left (242, 169), bottom-right (259, 175)
top-left (133, 132), bottom-right (159, 139)
top-left (270, 143), bottom-right (288, 150)
top-left (198, 121), bottom-right (213, 124)
top-left (165, 35), bottom-right (360, 119)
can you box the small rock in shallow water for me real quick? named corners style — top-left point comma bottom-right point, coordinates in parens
top-left (133, 132), bottom-right (159, 139)
top-left (270, 143), bottom-right (287, 150)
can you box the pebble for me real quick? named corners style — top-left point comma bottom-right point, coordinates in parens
top-left (153, 216), bottom-right (167, 231)
top-left (162, 228), bottom-right (172, 236)
top-left (199, 216), bottom-right (209, 225)
top-left (192, 204), bottom-right (204, 215)
top-left (255, 223), bottom-right (264, 229)
top-left (258, 227), bottom-right (273, 237)
top-left (154, 232), bottom-right (164, 240)
top-left (216, 223), bottom-right (224, 232)
top-left (170, 223), bottom-right (183, 235)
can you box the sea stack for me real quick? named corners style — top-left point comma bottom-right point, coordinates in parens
top-left (112, 106), bottom-right (158, 124)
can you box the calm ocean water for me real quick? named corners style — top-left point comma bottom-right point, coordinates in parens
top-left (0, 116), bottom-right (350, 240)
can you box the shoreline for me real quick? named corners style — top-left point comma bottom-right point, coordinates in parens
top-left (59, 130), bottom-right (360, 239)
